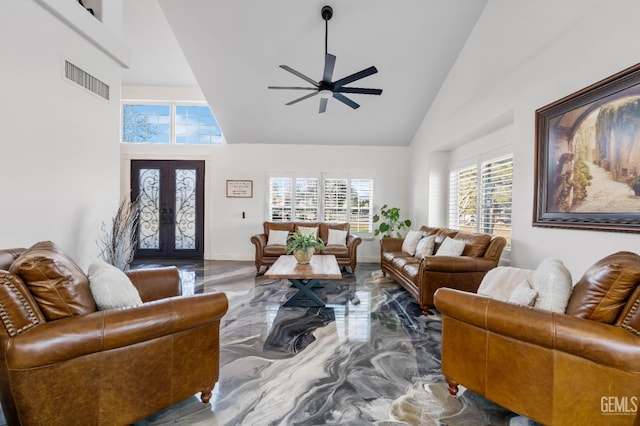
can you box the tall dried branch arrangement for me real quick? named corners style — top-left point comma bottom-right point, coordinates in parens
top-left (98, 195), bottom-right (139, 271)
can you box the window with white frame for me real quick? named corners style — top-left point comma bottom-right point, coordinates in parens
top-left (448, 155), bottom-right (513, 246)
top-left (122, 103), bottom-right (223, 144)
top-left (268, 175), bottom-right (374, 234)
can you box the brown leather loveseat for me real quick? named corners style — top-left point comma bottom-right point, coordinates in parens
top-left (0, 242), bottom-right (228, 426)
top-left (434, 251), bottom-right (640, 426)
top-left (250, 221), bottom-right (362, 275)
top-left (381, 226), bottom-right (506, 314)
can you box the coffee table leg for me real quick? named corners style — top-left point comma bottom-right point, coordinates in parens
top-left (283, 278), bottom-right (325, 307)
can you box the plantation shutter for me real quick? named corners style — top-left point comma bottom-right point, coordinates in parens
top-left (268, 177), bottom-right (292, 221)
top-left (480, 156), bottom-right (512, 242)
top-left (324, 178), bottom-right (348, 222)
top-left (448, 165), bottom-right (478, 232)
top-left (349, 179), bottom-right (373, 233)
top-left (294, 178), bottom-right (319, 221)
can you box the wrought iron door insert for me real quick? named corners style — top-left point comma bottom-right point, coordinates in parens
top-left (131, 160), bottom-right (204, 259)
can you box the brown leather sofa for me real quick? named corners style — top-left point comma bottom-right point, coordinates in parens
top-left (380, 226), bottom-right (506, 314)
top-left (250, 221), bottom-right (362, 275)
top-left (0, 242), bottom-right (228, 426)
top-left (434, 251), bottom-right (640, 426)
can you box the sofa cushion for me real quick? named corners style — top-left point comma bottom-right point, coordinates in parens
top-left (88, 260), bottom-right (143, 311)
top-left (531, 258), bottom-right (572, 313)
top-left (435, 237), bottom-right (465, 256)
top-left (432, 228), bottom-right (458, 252)
top-left (9, 241), bottom-right (97, 321)
top-left (382, 250), bottom-right (404, 263)
top-left (266, 230), bottom-right (290, 246)
top-left (453, 231), bottom-right (491, 257)
top-left (264, 222), bottom-right (295, 235)
top-left (326, 229), bottom-right (348, 246)
top-left (295, 225), bottom-right (319, 238)
top-left (0, 270), bottom-right (45, 336)
top-left (478, 266), bottom-right (535, 302)
top-left (264, 246), bottom-right (287, 256)
top-left (402, 230), bottom-right (423, 255)
top-left (321, 245), bottom-right (349, 257)
top-left (402, 261), bottom-right (421, 283)
top-left (507, 281), bottom-right (538, 306)
top-left (415, 235), bottom-right (436, 258)
top-left (565, 251), bottom-right (640, 324)
top-left (391, 255), bottom-right (415, 270)
top-left (319, 223), bottom-right (349, 244)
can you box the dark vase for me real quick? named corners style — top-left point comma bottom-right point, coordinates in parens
top-left (634, 187), bottom-right (640, 196)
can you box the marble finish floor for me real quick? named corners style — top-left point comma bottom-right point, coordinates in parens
top-left (133, 260), bottom-right (519, 426)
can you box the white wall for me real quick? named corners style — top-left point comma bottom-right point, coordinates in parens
top-left (0, 1), bottom-right (125, 268)
top-left (121, 85), bottom-right (410, 262)
top-left (410, 0), bottom-right (640, 278)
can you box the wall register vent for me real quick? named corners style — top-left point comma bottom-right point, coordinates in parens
top-left (64, 60), bottom-right (109, 100)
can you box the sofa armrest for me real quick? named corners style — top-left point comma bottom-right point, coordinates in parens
top-left (380, 237), bottom-right (403, 252)
top-left (126, 266), bottom-right (181, 302)
top-left (434, 288), bottom-right (640, 372)
top-left (250, 233), bottom-right (267, 251)
top-left (346, 234), bottom-right (362, 249)
top-left (6, 292), bottom-right (229, 369)
top-left (420, 256), bottom-right (497, 273)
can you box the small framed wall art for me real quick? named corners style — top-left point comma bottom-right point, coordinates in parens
top-left (226, 180), bottom-right (253, 198)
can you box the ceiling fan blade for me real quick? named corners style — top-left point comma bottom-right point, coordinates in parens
top-left (334, 87), bottom-right (383, 95)
top-left (268, 86), bottom-right (318, 91)
top-left (332, 92), bottom-right (360, 109)
top-left (333, 66), bottom-right (378, 88)
top-left (279, 65), bottom-right (319, 87)
top-left (322, 54), bottom-right (336, 83)
top-left (286, 91), bottom-right (320, 106)
top-left (319, 98), bottom-right (328, 113)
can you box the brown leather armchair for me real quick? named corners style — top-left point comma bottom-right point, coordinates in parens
top-left (0, 243), bottom-right (228, 426)
top-left (434, 251), bottom-right (640, 426)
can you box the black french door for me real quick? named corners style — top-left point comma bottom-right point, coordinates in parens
top-left (131, 160), bottom-right (205, 259)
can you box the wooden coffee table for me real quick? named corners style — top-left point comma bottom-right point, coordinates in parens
top-left (264, 255), bottom-right (342, 307)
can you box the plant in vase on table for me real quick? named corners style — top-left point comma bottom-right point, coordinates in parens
top-left (286, 232), bottom-right (325, 264)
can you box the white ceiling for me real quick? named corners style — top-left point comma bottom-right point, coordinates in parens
top-left (122, 0), bottom-right (487, 146)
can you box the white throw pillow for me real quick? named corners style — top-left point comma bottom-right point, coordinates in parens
top-left (531, 258), bottom-right (573, 312)
top-left (508, 280), bottom-right (538, 306)
top-left (402, 230), bottom-right (424, 255)
top-left (414, 235), bottom-right (436, 258)
top-left (297, 226), bottom-right (318, 238)
top-left (434, 237), bottom-right (465, 256)
top-left (478, 266), bottom-right (535, 302)
top-left (88, 260), bottom-right (142, 310)
top-left (327, 229), bottom-right (348, 246)
top-left (267, 230), bottom-right (289, 246)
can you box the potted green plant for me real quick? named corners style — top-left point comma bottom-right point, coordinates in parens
top-left (372, 204), bottom-right (412, 238)
top-left (286, 232), bottom-right (325, 264)
top-left (627, 173), bottom-right (640, 196)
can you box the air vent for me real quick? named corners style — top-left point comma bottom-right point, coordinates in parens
top-left (64, 60), bottom-right (109, 100)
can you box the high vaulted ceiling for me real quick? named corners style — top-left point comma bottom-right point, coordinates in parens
top-left (122, 0), bottom-right (487, 146)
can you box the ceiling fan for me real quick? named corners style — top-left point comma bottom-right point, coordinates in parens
top-left (268, 5), bottom-right (382, 113)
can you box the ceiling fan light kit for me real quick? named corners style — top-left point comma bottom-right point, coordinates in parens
top-left (268, 5), bottom-right (382, 113)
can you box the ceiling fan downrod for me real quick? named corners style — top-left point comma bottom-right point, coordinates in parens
top-left (322, 6), bottom-right (333, 55)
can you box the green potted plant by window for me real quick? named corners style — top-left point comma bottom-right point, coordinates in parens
top-left (372, 204), bottom-right (412, 238)
top-left (286, 232), bottom-right (325, 264)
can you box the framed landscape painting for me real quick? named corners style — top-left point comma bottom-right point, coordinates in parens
top-left (533, 63), bottom-right (640, 232)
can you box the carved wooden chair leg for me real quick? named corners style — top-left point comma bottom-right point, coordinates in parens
top-left (445, 377), bottom-right (459, 396)
top-left (200, 384), bottom-right (214, 403)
